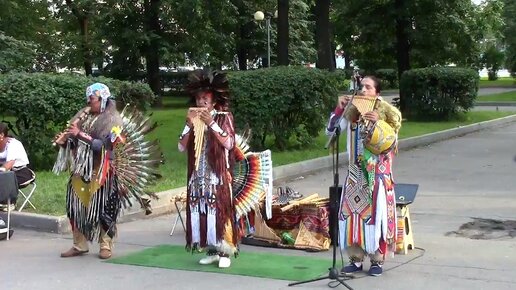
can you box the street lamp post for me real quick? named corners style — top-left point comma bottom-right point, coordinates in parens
top-left (254, 10), bottom-right (277, 68)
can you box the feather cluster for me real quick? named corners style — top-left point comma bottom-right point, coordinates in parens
top-left (232, 134), bottom-right (273, 219)
top-left (112, 105), bottom-right (162, 209)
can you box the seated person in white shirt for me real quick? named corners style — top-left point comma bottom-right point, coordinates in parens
top-left (0, 123), bottom-right (34, 208)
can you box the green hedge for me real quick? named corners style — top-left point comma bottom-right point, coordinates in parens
top-left (0, 72), bottom-right (155, 170)
top-left (228, 66), bottom-right (343, 150)
top-left (399, 67), bottom-right (479, 120)
top-left (336, 68), bottom-right (353, 80)
top-left (375, 68), bottom-right (398, 90)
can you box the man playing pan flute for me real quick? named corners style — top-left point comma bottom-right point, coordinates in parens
top-left (326, 76), bottom-right (402, 276)
top-left (178, 69), bottom-right (237, 268)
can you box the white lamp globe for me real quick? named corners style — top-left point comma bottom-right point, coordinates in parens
top-left (254, 11), bottom-right (265, 21)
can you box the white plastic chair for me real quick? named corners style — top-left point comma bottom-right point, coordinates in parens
top-left (17, 169), bottom-right (36, 212)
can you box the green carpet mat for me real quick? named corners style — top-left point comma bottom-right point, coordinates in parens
top-left (108, 245), bottom-right (332, 281)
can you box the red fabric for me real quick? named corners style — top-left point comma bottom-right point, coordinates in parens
top-left (99, 151), bottom-right (110, 186)
top-left (379, 239), bottom-right (387, 254)
top-left (333, 106), bottom-right (344, 116)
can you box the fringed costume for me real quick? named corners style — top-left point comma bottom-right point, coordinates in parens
top-left (54, 83), bottom-right (161, 257)
top-left (327, 96), bottom-right (402, 264)
top-left (54, 100), bottom-right (123, 242)
top-left (179, 70), bottom-right (273, 264)
top-left (185, 110), bottom-right (237, 256)
top-left (179, 70), bottom-right (238, 258)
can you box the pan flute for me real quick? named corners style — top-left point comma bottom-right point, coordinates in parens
top-left (350, 95), bottom-right (377, 116)
top-left (189, 107), bottom-right (208, 171)
top-left (347, 95), bottom-right (396, 154)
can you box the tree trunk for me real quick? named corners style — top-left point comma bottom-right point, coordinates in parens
top-left (236, 24), bottom-right (248, 70)
top-left (144, 0), bottom-right (162, 107)
top-left (344, 52), bottom-right (351, 69)
top-left (331, 33), bottom-right (337, 69)
top-left (314, 0), bottom-right (335, 71)
top-left (66, 0), bottom-right (92, 76)
top-left (234, 1), bottom-right (249, 70)
top-left (79, 18), bottom-right (92, 76)
top-left (277, 0), bottom-right (289, 66)
top-left (394, 0), bottom-right (411, 113)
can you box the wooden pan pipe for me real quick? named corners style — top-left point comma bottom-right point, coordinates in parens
top-left (188, 107), bottom-right (231, 171)
top-left (188, 107), bottom-right (207, 171)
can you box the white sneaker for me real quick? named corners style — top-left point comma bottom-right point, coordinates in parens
top-left (199, 255), bottom-right (220, 265)
top-left (218, 257), bottom-right (231, 268)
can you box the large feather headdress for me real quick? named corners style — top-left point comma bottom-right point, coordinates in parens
top-left (186, 69), bottom-right (230, 111)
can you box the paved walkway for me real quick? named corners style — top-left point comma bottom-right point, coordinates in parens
top-left (382, 87), bottom-right (516, 97)
top-left (381, 87), bottom-right (516, 110)
top-left (3, 120), bottom-right (516, 290)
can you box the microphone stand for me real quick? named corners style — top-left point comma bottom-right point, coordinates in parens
top-left (289, 112), bottom-right (354, 290)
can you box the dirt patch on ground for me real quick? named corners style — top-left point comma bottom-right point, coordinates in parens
top-left (446, 218), bottom-right (516, 240)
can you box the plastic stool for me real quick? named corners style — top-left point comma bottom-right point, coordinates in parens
top-left (396, 205), bottom-right (415, 255)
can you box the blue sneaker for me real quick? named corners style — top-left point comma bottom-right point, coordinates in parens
top-left (368, 264), bottom-right (383, 276)
top-left (341, 262), bottom-right (363, 274)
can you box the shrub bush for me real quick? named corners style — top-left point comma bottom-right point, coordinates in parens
top-left (94, 76), bottom-right (156, 111)
top-left (333, 69), bottom-right (352, 92)
top-left (375, 68), bottom-right (398, 90)
top-left (228, 66), bottom-right (343, 151)
top-left (399, 67), bottom-right (479, 120)
top-left (0, 72), bottom-right (155, 170)
top-left (336, 68), bottom-right (353, 80)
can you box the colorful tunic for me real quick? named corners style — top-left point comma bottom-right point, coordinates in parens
top-left (327, 97), bottom-right (402, 256)
top-left (181, 111), bottom-right (237, 256)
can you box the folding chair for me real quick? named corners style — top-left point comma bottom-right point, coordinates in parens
top-left (17, 168), bottom-right (36, 212)
top-left (170, 192), bottom-right (187, 236)
top-left (0, 171), bottom-right (18, 241)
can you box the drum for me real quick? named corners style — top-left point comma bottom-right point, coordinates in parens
top-left (365, 120), bottom-right (397, 155)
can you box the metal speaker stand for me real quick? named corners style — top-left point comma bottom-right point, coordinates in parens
top-left (288, 126), bottom-right (354, 290)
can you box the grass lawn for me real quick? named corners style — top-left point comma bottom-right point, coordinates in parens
top-left (24, 107), bottom-right (515, 216)
top-left (479, 77), bottom-right (516, 88)
top-left (476, 91), bottom-right (516, 102)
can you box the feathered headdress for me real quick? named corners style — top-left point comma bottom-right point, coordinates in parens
top-left (186, 69), bottom-right (230, 110)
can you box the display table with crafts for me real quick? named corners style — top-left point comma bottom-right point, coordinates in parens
top-left (242, 188), bottom-right (331, 252)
